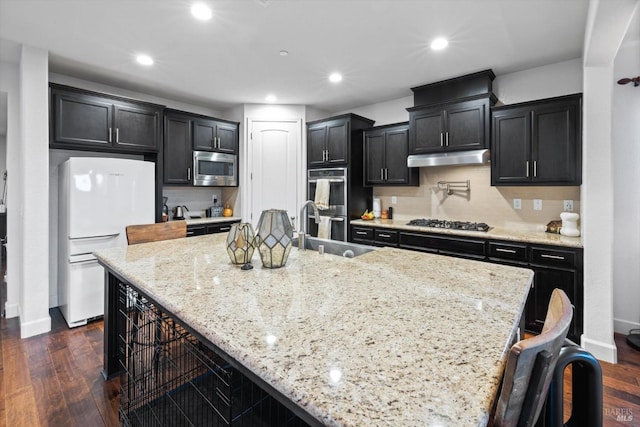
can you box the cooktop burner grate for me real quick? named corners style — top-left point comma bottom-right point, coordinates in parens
top-left (406, 218), bottom-right (491, 232)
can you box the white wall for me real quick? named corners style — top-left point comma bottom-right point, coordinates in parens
top-left (19, 45), bottom-right (51, 337)
top-left (333, 96), bottom-right (412, 126)
top-left (0, 135), bottom-right (6, 188)
top-left (613, 40), bottom-right (640, 334)
top-left (580, 0), bottom-right (639, 363)
top-left (0, 60), bottom-right (20, 319)
top-left (493, 58), bottom-right (584, 105)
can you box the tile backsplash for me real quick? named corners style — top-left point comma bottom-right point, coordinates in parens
top-left (373, 165), bottom-right (580, 231)
top-left (162, 186), bottom-right (240, 219)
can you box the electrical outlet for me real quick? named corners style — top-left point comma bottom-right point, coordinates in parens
top-left (513, 198), bottom-right (522, 210)
top-left (533, 199), bottom-right (543, 211)
top-left (391, 196), bottom-right (397, 204)
top-left (563, 200), bottom-right (574, 212)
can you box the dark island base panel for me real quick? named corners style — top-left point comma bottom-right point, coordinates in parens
top-left (103, 273), bottom-right (317, 427)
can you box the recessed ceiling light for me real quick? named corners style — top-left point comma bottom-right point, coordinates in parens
top-left (329, 73), bottom-right (343, 83)
top-left (279, 50), bottom-right (289, 56)
top-left (191, 3), bottom-right (212, 20)
top-left (136, 54), bottom-right (154, 66)
top-left (430, 37), bottom-right (449, 51)
top-left (265, 94), bottom-right (277, 103)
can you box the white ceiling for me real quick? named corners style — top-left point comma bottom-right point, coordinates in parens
top-left (0, 0), bottom-right (619, 113)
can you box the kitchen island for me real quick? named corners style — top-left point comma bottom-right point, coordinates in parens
top-left (96, 233), bottom-right (533, 426)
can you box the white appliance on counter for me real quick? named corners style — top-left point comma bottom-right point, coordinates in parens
top-left (58, 157), bottom-right (155, 327)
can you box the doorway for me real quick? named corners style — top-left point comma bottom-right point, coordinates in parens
top-left (248, 119), bottom-right (302, 228)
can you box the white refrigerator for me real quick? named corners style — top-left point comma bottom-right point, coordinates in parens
top-left (58, 157), bottom-right (155, 327)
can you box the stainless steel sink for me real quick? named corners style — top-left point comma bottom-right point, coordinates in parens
top-left (293, 236), bottom-right (376, 258)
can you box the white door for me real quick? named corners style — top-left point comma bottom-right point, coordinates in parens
top-left (249, 120), bottom-right (301, 228)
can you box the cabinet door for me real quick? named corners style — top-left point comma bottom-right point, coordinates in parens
top-left (526, 267), bottom-right (578, 341)
top-left (326, 119), bottom-right (349, 164)
top-left (491, 108), bottom-right (531, 185)
top-left (192, 117), bottom-right (217, 151)
top-left (364, 131), bottom-right (386, 185)
top-left (409, 108), bottom-right (443, 154)
top-left (307, 124), bottom-right (327, 167)
top-left (531, 101), bottom-right (579, 184)
top-left (216, 121), bottom-right (238, 154)
top-left (52, 91), bottom-right (113, 147)
top-left (385, 126), bottom-right (411, 184)
top-left (113, 103), bottom-right (160, 151)
top-left (164, 114), bottom-right (192, 184)
top-left (445, 99), bottom-right (486, 150)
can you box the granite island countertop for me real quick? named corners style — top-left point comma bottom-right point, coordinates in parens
top-left (351, 218), bottom-right (583, 248)
top-left (95, 233), bottom-right (533, 426)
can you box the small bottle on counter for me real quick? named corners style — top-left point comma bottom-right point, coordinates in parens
top-left (388, 207), bottom-right (393, 219)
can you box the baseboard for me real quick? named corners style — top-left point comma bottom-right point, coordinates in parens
top-left (581, 334), bottom-right (618, 364)
top-left (20, 314), bottom-right (52, 338)
top-left (4, 301), bottom-right (19, 318)
top-left (614, 318), bottom-right (640, 335)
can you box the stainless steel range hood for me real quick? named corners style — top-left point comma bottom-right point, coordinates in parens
top-left (407, 149), bottom-right (490, 168)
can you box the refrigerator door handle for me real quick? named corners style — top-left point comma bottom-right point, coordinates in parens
top-left (69, 233), bottom-right (120, 241)
top-left (69, 253), bottom-right (98, 264)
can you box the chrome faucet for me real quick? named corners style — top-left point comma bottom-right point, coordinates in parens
top-left (298, 200), bottom-right (320, 250)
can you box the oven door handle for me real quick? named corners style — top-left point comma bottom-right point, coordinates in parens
top-left (308, 178), bottom-right (345, 183)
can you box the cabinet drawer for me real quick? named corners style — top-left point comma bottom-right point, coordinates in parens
top-left (207, 223), bottom-right (234, 234)
top-left (530, 246), bottom-right (577, 268)
top-left (399, 232), bottom-right (485, 258)
top-left (375, 229), bottom-right (398, 247)
top-left (398, 232), bottom-right (438, 253)
top-left (186, 225), bottom-right (205, 237)
top-left (351, 226), bottom-right (374, 242)
top-left (488, 241), bottom-right (528, 263)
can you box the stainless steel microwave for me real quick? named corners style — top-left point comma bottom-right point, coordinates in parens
top-left (193, 151), bottom-right (237, 186)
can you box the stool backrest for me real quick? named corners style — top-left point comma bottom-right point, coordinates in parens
top-left (492, 288), bottom-right (573, 427)
top-left (126, 221), bottom-right (187, 245)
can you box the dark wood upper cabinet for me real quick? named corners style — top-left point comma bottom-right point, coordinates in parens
top-left (163, 112), bottom-right (192, 185)
top-left (407, 70), bottom-right (496, 155)
top-left (306, 114), bottom-right (375, 168)
top-left (364, 123), bottom-right (417, 186)
top-left (164, 109), bottom-right (239, 185)
top-left (193, 117), bottom-right (238, 154)
top-left (408, 97), bottom-right (490, 154)
top-left (307, 118), bottom-right (349, 166)
top-left (491, 94), bottom-right (582, 186)
top-left (50, 84), bottom-right (162, 153)
top-left (113, 103), bottom-right (161, 151)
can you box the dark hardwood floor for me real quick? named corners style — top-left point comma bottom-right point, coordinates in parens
top-left (1, 308), bottom-right (639, 426)
top-left (0, 309), bottom-right (120, 427)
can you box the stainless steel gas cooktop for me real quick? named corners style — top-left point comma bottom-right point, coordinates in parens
top-left (406, 218), bottom-right (491, 232)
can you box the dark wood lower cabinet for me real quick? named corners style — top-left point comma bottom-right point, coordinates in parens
top-left (350, 225), bottom-right (583, 342)
top-left (526, 267), bottom-right (578, 337)
top-left (186, 221), bottom-right (238, 237)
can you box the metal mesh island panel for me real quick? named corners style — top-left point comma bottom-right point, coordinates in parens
top-left (117, 283), bottom-right (308, 427)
